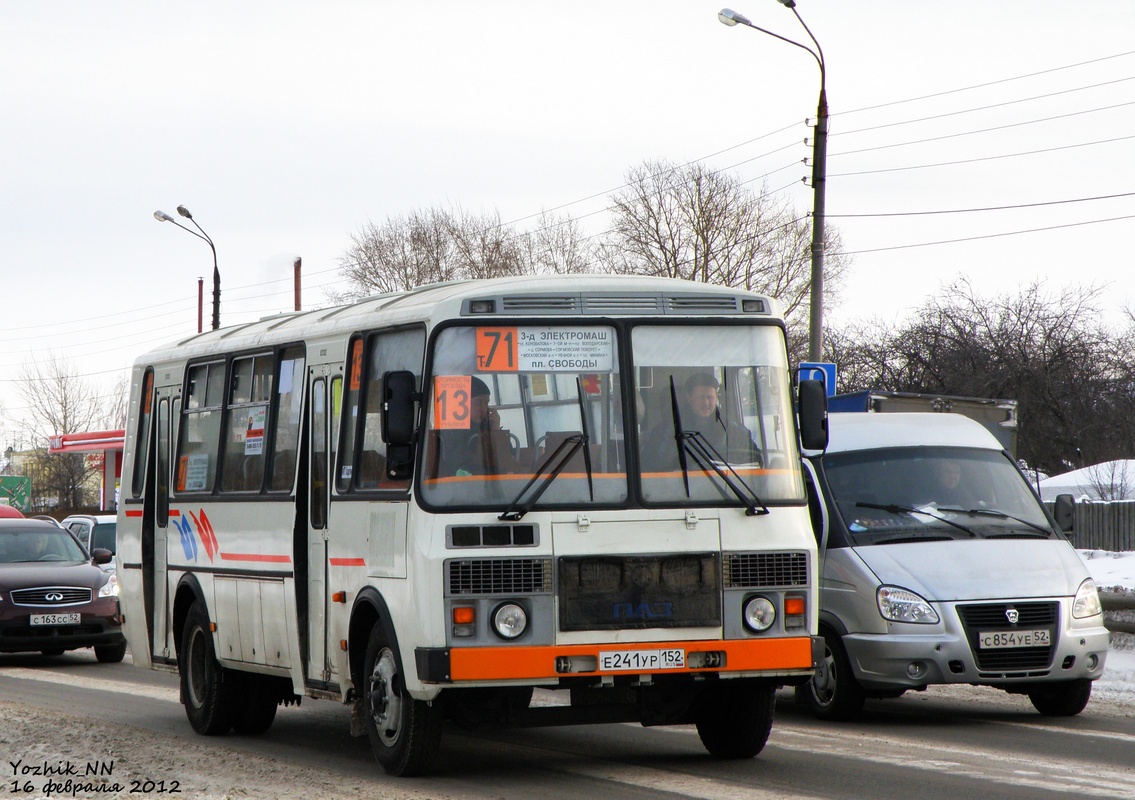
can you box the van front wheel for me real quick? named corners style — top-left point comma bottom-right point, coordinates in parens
top-left (796, 630), bottom-right (866, 721)
top-left (1028, 679), bottom-right (1092, 716)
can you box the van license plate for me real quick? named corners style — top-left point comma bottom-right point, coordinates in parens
top-left (30, 613), bottom-right (81, 626)
top-left (598, 648), bottom-right (685, 671)
top-left (978, 629), bottom-right (1050, 649)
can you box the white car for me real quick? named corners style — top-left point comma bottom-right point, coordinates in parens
top-left (61, 514), bottom-right (117, 573)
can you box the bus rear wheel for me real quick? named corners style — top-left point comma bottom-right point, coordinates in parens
top-left (231, 675), bottom-right (280, 734)
top-left (695, 680), bottom-right (775, 759)
top-left (180, 599), bottom-right (237, 735)
top-left (363, 622), bottom-right (443, 776)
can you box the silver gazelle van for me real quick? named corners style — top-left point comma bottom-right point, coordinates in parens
top-left (799, 412), bottom-right (1109, 719)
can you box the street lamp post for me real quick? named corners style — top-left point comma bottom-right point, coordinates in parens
top-left (719, 2), bottom-right (827, 362)
top-left (153, 205), bottom-right (221, 331)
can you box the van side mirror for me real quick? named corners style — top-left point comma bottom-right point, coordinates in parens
top-left (798, 379), bottom-right (829, 451)
top-left (1053, 493), bottom-right (1075, 533)
top-left (381, 370), bottom-right (417, 479)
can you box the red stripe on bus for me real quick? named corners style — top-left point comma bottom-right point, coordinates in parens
top-left (329, 558), bottom-right (367, 567)
top-left (219, 553), bottom-right (292, 564)
top-left (124, 509), bottom-right (143, 518)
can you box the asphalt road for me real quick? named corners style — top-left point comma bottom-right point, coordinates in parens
top-left (2, 650), bottom-right (1134, 800)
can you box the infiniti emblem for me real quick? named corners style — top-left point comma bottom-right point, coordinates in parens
top-left (1005, 608), bottom-right (1019, 624)
top-left (44, 592), bottom-right (65, 602)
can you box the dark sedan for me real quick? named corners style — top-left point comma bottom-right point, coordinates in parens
top-left (0, 518), bottom-right (126, 662)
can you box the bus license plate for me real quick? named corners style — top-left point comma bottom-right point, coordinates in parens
top-left (31, 613), bottom-right (81, 626)
top-left (979, 629), bottom-right (1050, 649)
top-left (598, 648), bottom-right (685, 671)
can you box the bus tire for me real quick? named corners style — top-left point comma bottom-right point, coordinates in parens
top-left (695, 680), bottom-right (775, 759)
top-left (180, 599), bottom-right (237, 735)
top-left (231, 675), bottom-right (279, 735)
top-left (796, 630), bottom-right (866, 721)
top-left (1028, 678), bottom-right (1092, 716)
top-left (363, 622), bottom-right (443, 776)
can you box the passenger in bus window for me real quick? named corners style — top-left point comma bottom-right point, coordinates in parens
top-left (436, 377), bottom-right (515, 476)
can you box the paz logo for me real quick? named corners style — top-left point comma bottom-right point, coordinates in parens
top-left (174, 509), bottom-right (219, 562)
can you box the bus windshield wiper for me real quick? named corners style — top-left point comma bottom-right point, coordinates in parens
top-left (940, 506), bottom-right (1053, 535)
top-left (499, 379), bottom-right (594, 521)
top-left (855, 502), bottom-right (977, 537)
top-left (667, 378), bottom-right (768, 517)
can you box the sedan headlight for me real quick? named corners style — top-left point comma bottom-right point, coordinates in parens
top-left (877, 586), bottom-right (939, 624)
top-left (98, 574), bottom-right (119, 598)
top-left (1072, 578), bottom-right (1102, 619)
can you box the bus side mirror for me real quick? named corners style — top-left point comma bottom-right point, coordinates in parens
top-left (798, 379), bottom-right (828, 452)
top-left (1053, 493), bottom-right (1075, 533)
top-left (382, 370), bottom-right (417, 479)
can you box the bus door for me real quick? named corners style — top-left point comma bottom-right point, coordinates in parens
top-left (305, 365), bottom-right (336, 684)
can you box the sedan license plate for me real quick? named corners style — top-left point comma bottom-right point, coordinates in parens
top-left (978, 629), bottom-right (1050, 649)
top-left (30, 613), bottom-right (81, 626)
top-left (598, 648), bottom-right (685, 672)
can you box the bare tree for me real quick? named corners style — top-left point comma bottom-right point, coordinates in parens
top-left (831, 279), bottom-right (1135, 475)
top-left (1081, 460), bottom-right (1135, 501)
top-left (596, 159), bottom-right (849, 355)
top-left (332, 205), bottom-right (593, 302)
top-left (17, 354), bottom-right (117, 510)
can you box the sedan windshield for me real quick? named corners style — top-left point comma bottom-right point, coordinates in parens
top-left (0, 529), bottom-right (89, 563)
top-left (821, 445), bottom-right (1055, 541)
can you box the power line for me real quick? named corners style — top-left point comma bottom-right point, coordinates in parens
top-left (827, 191), bottom-right (1135, 219)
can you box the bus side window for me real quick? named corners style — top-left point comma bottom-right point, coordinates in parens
top-left (176, 361), bottom-right (225, 493)
top-left (268, 347), bottom-right (306, 492)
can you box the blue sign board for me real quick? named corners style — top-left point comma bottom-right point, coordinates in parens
top-left (799, 361), bottom-right (837, 396)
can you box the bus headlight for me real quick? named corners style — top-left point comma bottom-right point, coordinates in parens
top-left (743, 596), bottom-right (776, 632)
top-left (877, 586), bottom-right (939, 624)
top-left (492, 602), bottom-right (528, 640)
top-left (1072, 578), bottom-right (1102, 619)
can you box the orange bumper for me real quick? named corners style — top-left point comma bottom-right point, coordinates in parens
top-left (416, 635), bottom-right (818, 683)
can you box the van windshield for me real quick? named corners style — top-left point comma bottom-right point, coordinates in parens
top-left (821, 446), bottom-right (1055, 541)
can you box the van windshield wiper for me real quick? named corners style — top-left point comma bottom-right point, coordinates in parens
top-left (855, 502), bottom-right (977, 537)
top-left (499, 379), bottom-right (594, 521)
top-left (939, 506), bottom-right (1053, 536)
top-left (667, 378), bottom-right (768, 517)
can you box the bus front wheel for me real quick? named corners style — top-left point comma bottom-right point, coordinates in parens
top-left (362, 622), bottom-right (443, 776)
top-left (695, 680), bottom-right (775, 759)
top-left (179, 599), bottom-right (237, 735)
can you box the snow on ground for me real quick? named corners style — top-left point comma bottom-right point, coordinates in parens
top-left (1078, 549), bottom-right (1135, 702)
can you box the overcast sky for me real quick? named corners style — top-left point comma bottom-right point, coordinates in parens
top-left (3, 0), bottom-right (1134, 443)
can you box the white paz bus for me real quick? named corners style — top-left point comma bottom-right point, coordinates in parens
top-left (118, 274), bottom-right (829, 776)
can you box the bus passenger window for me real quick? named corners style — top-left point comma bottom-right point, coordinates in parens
top-left (268, 348), bottom-right (305, 492)
top-left (176, 361), bottom-right (225, 493)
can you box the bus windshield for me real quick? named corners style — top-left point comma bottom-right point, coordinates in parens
top-left (632, 324), bottom-right (804, 506)
top-left (420, 324), bottom-right (628, 509)
top-left (418, 322), bottom-right (804, 510)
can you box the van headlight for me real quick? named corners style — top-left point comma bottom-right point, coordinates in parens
top-left (1072, 578), bottom-right (1102, 619)
top-left (877, 586), bottom-right (939, 624)
top-left (492, 602), bottom-right (528, 639)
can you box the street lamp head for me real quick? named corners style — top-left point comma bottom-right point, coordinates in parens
top-left (777, 0), bottom-right (797, 8)
top-left (176, 205), bottom-right (193, 220)
top-left (153, 210), bottom-right (175, 223)
top-left (717, 8), bottom-right (749, 26)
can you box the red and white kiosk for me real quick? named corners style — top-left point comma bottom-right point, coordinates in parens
top-left (48, 429), bottom-right (125, 511)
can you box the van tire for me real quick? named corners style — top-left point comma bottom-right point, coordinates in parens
top-left (180, 599), bottom-right (237, 735)
top-left (695, 680), bottom-right (775, 759)
top-left (363, 622), bottom-right (443, 776)
top-left (1028, 679), bottom-right (1092, 716)
top-left (796, 630), bottom-right (866, 721)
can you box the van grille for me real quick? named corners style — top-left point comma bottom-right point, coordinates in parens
top-left (956, 602), bottom-right (1058, 673)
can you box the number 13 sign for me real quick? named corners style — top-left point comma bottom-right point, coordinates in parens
top-left (433, 376), bottom-right (472, 430)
